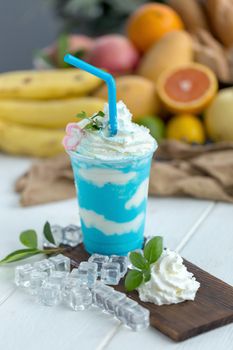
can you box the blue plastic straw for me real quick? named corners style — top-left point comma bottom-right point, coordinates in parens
top-left (64, 54), bottom-right (117, 136)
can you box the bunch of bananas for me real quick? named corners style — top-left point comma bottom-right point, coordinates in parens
top-left (0, 69), bottom-right (105, 157)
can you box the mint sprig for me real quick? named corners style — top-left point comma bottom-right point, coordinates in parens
top-left (76, 110), bottom-right (105, 131)
top-left (0, 222), bottom-right (64, 266)
top-left (124, 236), bottom-right (163, 292)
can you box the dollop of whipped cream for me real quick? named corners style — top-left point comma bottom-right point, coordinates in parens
top-left (138, 249), bottom-right (200, 305)
top-left (63, 101), bottom-right (157, 160)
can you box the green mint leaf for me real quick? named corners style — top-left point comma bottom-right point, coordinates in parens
top-left (0, 249), bottom-right (41, 265)
top-left (43, 222), bottom-right (55, 245)
top-left (76, 111), bottom-right (87, 119)
top-left (91, 111), bottom-right (105, 119)
top-left (129, 251), bottom-right (149, 270)
top-left (125, 269), bottom-right (143, 292)
top-left (144, 236), bottom-right (163, 264)
top-left (143, 269), bottom-right (151, 282)
top-left (95, 111), bottom-right (105, 117)
top-left (84, 124), bottom-right (93, 130)
top-left (19, 230), bottom-right (38, 249)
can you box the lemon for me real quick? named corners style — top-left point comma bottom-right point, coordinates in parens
top-left (166, 114), bottom-right (205, 144)
top-left (137, 115), bottom-right (165, 142)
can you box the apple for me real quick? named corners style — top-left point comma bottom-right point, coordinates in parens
top-left (86, 34), bottom-right (140, 75)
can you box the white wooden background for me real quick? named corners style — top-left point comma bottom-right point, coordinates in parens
top-left (0, 154), bottom-right (232, 350)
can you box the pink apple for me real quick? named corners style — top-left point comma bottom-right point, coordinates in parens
top-left (86, 34), bottom-right (140, 75)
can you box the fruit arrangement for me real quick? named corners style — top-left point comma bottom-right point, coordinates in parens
top-left (1, 1), bottom-right (233, 158)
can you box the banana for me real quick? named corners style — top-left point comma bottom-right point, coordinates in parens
top-left (0, 97), bottom-right (105, 128)
top-left (0, 69), bottom-right (102, 100)
top-left (0, 119), bottom-right (64, 157)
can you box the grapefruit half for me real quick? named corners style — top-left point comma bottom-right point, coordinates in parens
top-left (157, 63), bottom-right (218, 114)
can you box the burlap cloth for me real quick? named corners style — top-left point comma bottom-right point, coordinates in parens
top-left (15, 140), bottom-right (233, 206)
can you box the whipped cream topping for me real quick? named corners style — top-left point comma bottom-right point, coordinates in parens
top-left (138, 249), bottom-right (200, 305)
top-left (67, 101), bottom-right (157, 160)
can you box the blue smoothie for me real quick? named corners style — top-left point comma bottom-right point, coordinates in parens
top-left (70, 152), bottom-right (154, 255)
top-left (63, 101), bottom-right (157, 255)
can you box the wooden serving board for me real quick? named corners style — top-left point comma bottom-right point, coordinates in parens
top-left (62, 244), bottom-right (233, 342)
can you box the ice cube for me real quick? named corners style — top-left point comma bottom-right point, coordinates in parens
top-left (75, 262), bottom-right (98, 289)
top-left (92, 282), bottom-right (113, 309)
top-left (115, 298), bottom-right (138, 322)
top-left (88, 254), bottom-right (109, 276)
top-left (62, 224), bottom-right (82, 247)
top-left (100, 262), bottom-right (121, 285)
top-left (48, 271), bottom-right (69, 285)
top-left (93, 281), bottom-right (114, 293)
top-left (61, 276), bottom-right (80, 301)
top-left (68, 285), bottom-right (92, 311)
top-left (49, 254), bottom-right (70, 272)
top-left (109, 255), bottom-right (128, 277)
top-left (70, 268), bottom-right (79, 277)
top-left (125, 304), bottom-right (150, 331)
top-left (15, 264), bottom-right (34, 288)
top-left (29, 270), bottom-right (47, 295)
top-left (38, 281), bottom-right (61, 306)
top-left (104, 290), bottom-right (126, 314)
top-left (34, 259), bottom-right (55, 275)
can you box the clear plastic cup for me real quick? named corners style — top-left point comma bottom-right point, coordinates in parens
top-left (69, 151), bottom-right (155, 256)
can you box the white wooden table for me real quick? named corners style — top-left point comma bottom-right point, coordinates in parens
top-left (0, 154), bottom-right (232, 350)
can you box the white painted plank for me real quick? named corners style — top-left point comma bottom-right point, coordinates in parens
top-left (102, 323), bottom-right (233, 350)
top-left (145, 197), bottom-right (214, 251)
top-left (0, 289), bottom-right (120, 350)
top-left (0, 155), bottom-right (31, 205)
top-left (181, 202), bottom-right (233, 285)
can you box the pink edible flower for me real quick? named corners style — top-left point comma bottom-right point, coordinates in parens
top-left (62, 123), bottom-right (84, 151)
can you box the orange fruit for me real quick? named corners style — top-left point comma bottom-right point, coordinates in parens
top-left (157, 63), bottom-right (218, 114)
top-left (94, 75), bottom-right (161, 120)
top-left (126, 3), bottom-right (184, 53)
top-left (166, 114), bottom-right (205, 144)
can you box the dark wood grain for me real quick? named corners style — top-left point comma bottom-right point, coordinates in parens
top-left (62, 244), bottom-right (233, 342)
